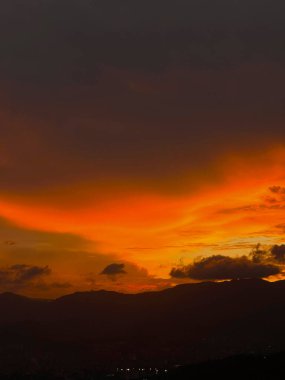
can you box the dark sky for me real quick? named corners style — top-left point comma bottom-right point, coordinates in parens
top-left (1, 0), bottom-right (285, 192)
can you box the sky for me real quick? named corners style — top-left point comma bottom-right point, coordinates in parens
top-left (1, 0), bottom-right (285, 297)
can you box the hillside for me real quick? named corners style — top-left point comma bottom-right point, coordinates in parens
top-left (0, 279), bottom-right (284, 371)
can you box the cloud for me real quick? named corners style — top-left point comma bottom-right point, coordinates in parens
top-left (217, 186), bottom-right (285, 219)
top-left (0, 2), bottom-right (284, 205)
top-left (100, 263), bottom-right (127, 276)
top-left (0, 0), bottom-right (285, 89)
top-left (170, 254), bottom-right (280, 280)
top-left (249, 244), bottom-right (285, 265)
top-left (91, 261), bottom-right (172, 292)
top-left (269, 186), bottom-right (285, 195)
top-left (270, 245), bottom-right (285, 263)
top-left (9, 264), bottom-right (51, 282)
top-left (0, 216), bottom-right (171, 295)
top-left (0, 264), bottom-right (51, 290)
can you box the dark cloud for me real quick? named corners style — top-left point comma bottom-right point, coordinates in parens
top-left (0, 264), bottom-right (51, 290)
top-left (270, 245), bottom-right (285, 264)
top-left (0, 1), bottom-right (284, 197)
top-left (0, 0), bottom-right (285, 85)
top-left (269, 186), bottom-right (285, 195)
top-left (250, 244), bottom-right (285, 265)
top-left (249, 244), bottom-right (269, 263)
top-left (100, 263), bottom-right (127, 276)
top-left (94, 262), bottom-right (171, 292)
top-left (9, 264), bottom-right (51, 283)
top-left (171, 244), bottom-right (285, 281)
top-left (170, 254), bottom-right (280, 280)
top-left (1, 63), bottom-right (284, 198)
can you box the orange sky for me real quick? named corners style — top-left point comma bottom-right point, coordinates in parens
top-left (1, 146), bottom-right (285, 297)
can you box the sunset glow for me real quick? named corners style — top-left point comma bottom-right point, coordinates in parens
top-left (0, 0), bottom-right (285, 298)
top-left (1, 145), bottom-right (285, 296)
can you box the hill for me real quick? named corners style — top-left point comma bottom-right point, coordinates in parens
top-left (0, 279), bottom-right (285, 372)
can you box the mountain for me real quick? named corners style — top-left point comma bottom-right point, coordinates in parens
top-left (0, 279), bottom-right (285, 372)
top-left (159, 351), bottom-right (285, 380)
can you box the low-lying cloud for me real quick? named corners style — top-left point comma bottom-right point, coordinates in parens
top-left (0, 264), bottom-right (51, 290)
top-left (170, 245), bottom-right (285, 281)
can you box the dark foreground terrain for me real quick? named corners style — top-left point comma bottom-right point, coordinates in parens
top-left (0, 279), bottom-right (285, 373)
top-left (162, 351), bottom-right (285, 380)
top-left (1, 352), bottom-right (285, 379)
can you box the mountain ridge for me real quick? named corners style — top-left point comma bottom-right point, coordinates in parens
top-left (0, 278), bottom-right (284, 370)
top-left (0, 277), bottom-right (278, 302)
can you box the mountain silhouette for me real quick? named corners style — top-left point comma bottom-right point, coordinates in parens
top-left (0, 279), bottom-right (285, 371)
